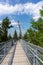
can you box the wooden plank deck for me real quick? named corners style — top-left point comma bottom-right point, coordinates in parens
top-left (0, 45), bottom-right (15, 65)
top-left (0, 41), bottom-right (31, 65)
top-left (12, 41), bottom-right (31, 65)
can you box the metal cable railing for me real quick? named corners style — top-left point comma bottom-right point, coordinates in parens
top-left (0, 40), bottom-right (14, 64)
top-left (27, 41), bottom-right (43, 61)
top-left (21, 39), bottom-right (43, 65)
top-left (8, 42), bottom-right (16, 65)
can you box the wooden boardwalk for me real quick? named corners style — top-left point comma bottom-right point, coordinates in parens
top-left (0, 45), bottom-right (15, 65)
top-left (0, 41), bottom-right (31, 65)
top-left (12, 41), bottom-right (31, 65)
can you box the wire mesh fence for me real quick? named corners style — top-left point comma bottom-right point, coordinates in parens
top-left (20, 39), bottom-right (43, 65)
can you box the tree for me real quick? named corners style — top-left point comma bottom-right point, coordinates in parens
top-left (30, 7), bottom-right (43, 46)
top-left (40, 6), bottom-right (43, 16)
top-left (0, 27), bottom-right (5, 42)
top-left (13, 30), bottom-right (18, 41)
top-left (1, 17), bottom-right (12, 41)
top-left (24, 7), bottom-right (43, 47)
top-left (23, 32), bottom-right (28, 41)
top-left (27, 28), bottom-right (40, 45)
top-left (8, 34), bottom-right (12, 40)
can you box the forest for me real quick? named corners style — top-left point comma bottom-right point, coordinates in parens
top-left (23, 7), bottom-right (43, 47)
top-left (0, 7), bottom-right (43, 47)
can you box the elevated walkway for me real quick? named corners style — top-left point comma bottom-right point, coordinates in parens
top-left (0, 40), bottom-right (43, 65)
top-left (12, 41), bottom-right (31, 65)
top-left (0, 41), bottom-right (31, 65)
top-left (0, 45), bottom-right (15, 65)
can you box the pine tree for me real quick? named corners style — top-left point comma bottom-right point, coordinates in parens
top-left (24, 7), bottom-right (43, 47)
top-left (0, 17), bottom-right (13, 42)
top-left (13, 30), bottom-right (18, 41)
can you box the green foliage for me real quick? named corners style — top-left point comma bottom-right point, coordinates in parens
top-left (8, 34), bottom-right (12, 40)
top-left (24, 7), bottom-right (43, 47)
top-left (19, 32), bottom-right (22, 39)
top-left (23, 32), bottom-right (28, 41)
top-left (13, 30), bottom-right (18, 41)
top-left (2, 17), bottom-right (11, 30)
top-left (40, 6), bottom-right (43, 16)
top-left (31, 18), bottom-right (43, 31)
top-left (18, 21), bottom-right (22, 39)
top-left (0, 17), bottom-right (12, 42)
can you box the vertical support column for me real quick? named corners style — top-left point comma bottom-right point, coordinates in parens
top-left (4, 44), bottom-right (6, 57)
top-left (35, 48), bottom-right (39, 65)
top-left (33, 48), bottom-right (39, 65)
top-left (33, 56), bottom-right (36, 65)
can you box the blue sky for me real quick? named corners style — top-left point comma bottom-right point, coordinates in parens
top-left (0, 0), bottom-right (43, 36)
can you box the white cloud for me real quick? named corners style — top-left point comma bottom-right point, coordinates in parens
top-left (10, 20), bottom-right (21, 27)
top-left (0, 1), bottom-right (43, 20)
top-left (10, 20), bottom-right (18, 26)
top-left (0, 18), bottom-right (20, 27)
top-left (0, 20), bottom-right (18, 27)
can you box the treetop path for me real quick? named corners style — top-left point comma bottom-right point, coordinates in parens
top-left (12, 41), bottom-right (31, 65)
top-left (0, 40), bottom-right (43, 65)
